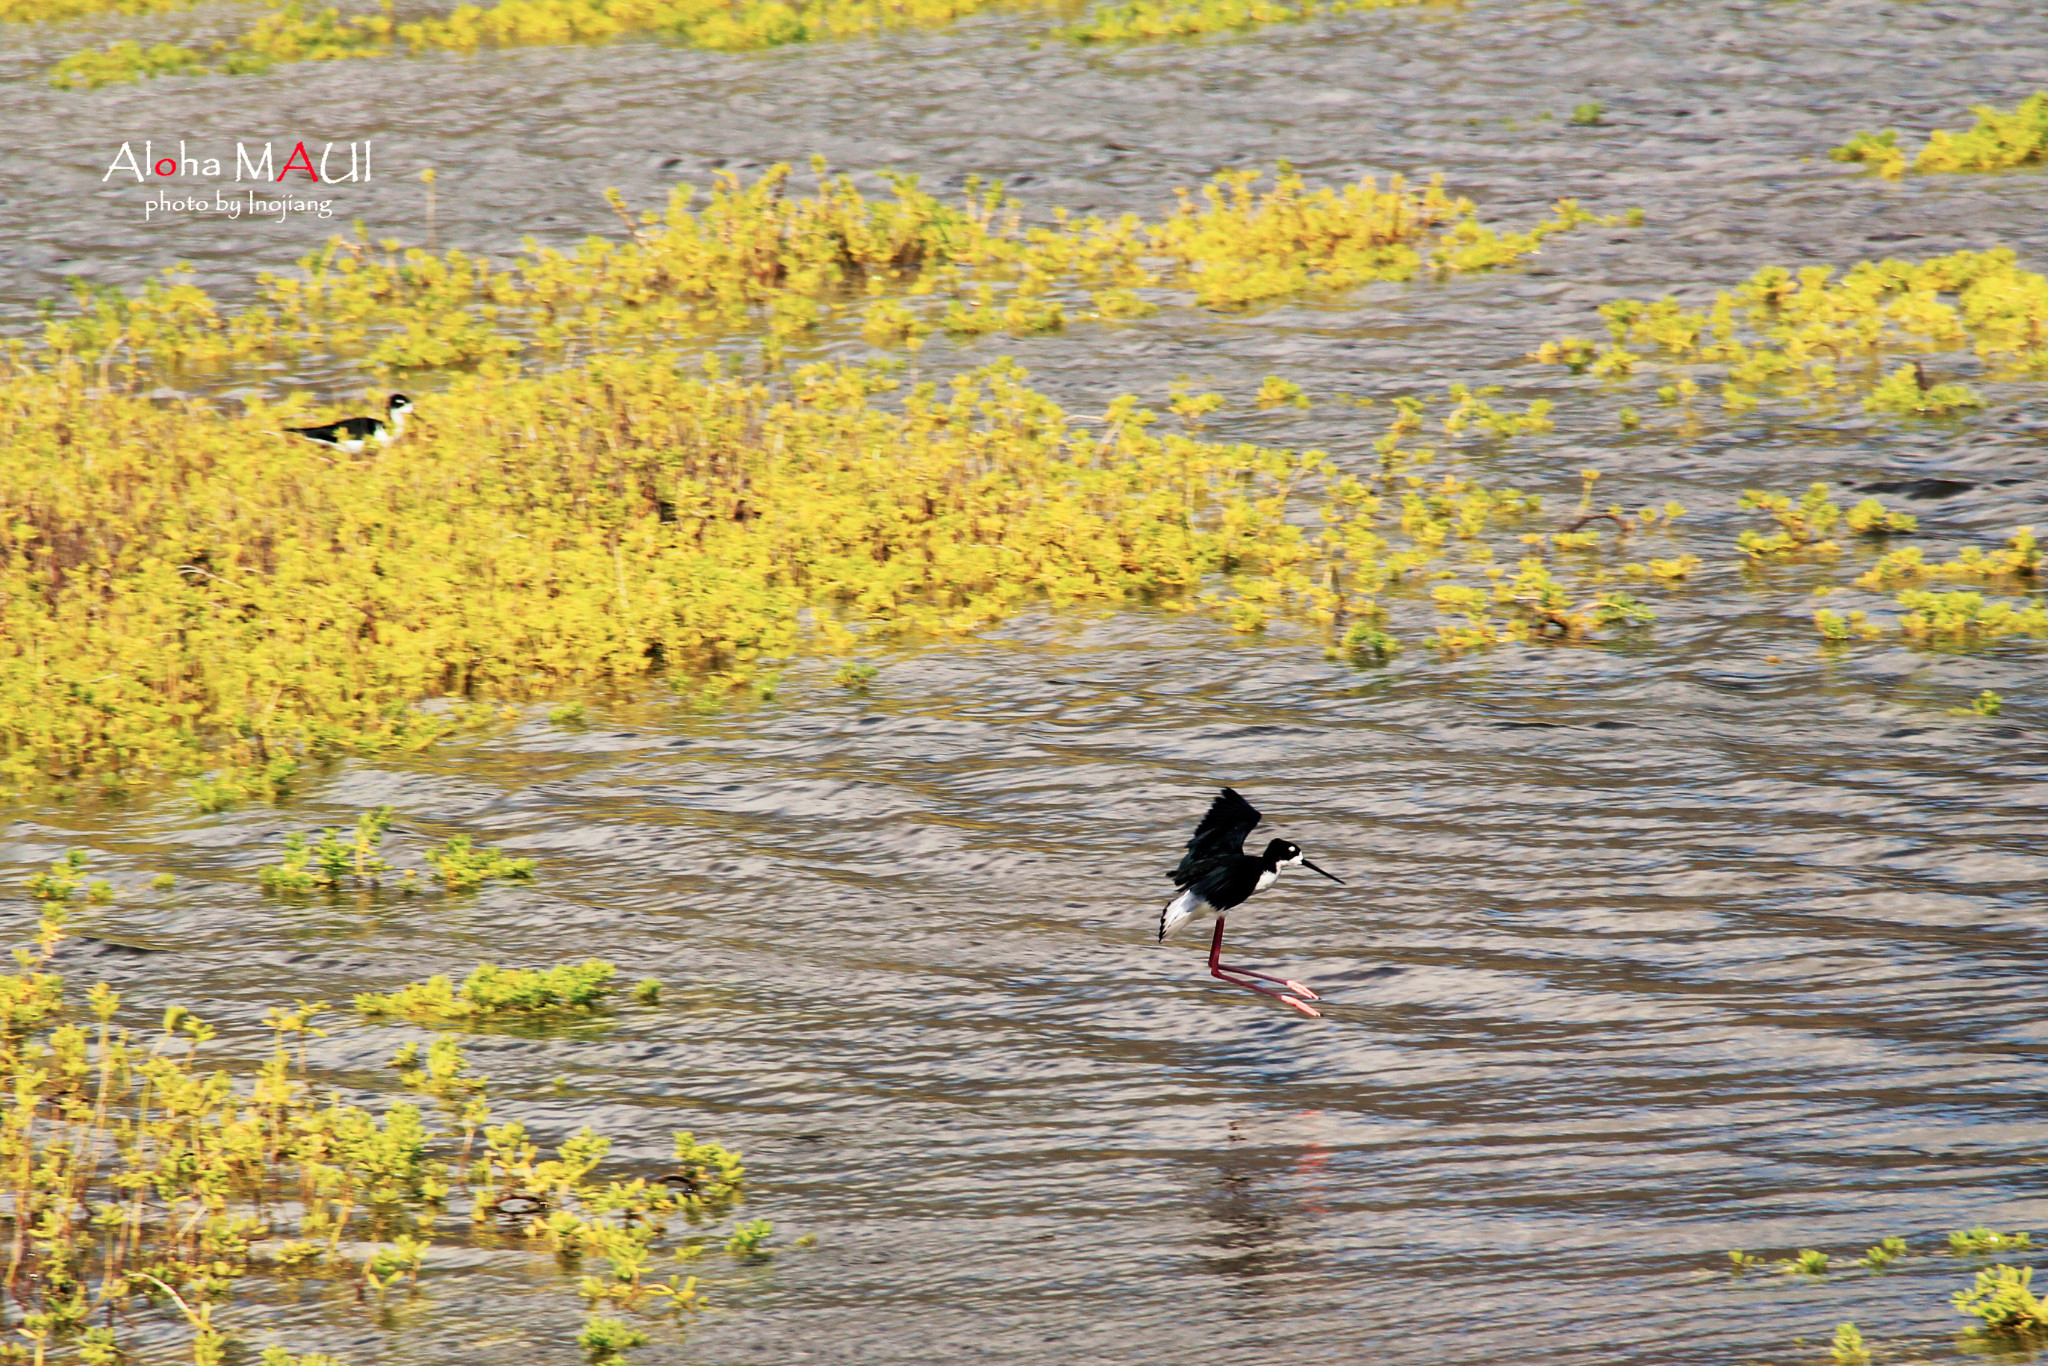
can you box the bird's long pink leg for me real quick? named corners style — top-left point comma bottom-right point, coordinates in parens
top-left (1209, 916), bottom-right (1320, 1017)
top-left (1208, 917), bottom-right (1320, 999)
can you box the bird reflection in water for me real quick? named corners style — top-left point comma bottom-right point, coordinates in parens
top-left (1195, 1114), bottom-right (1332, 1283)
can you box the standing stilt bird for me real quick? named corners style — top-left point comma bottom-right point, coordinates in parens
top-left (1160, 787), bottom-right (1343, 1017)
top-left (284, 394), bottom-right (412, 453)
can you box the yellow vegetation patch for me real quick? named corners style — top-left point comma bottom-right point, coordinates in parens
top-left (47, 163), bottom-right (1603, 376)
top-left (0, 908), bottom-right (744, 1362)
top-left (1813, 525), bottom-right (2046, 645)
top-left (52, 0), bottom-right (1067, 86)
top-left (1735, 484), bottom-right (1912, 561)
top-left (1832, 92), bottom-right (2048, 178)
top-left (1855, 527), bottom-right (2040, 590)
top-left (1430, 556), bottom-right (1652, 652)
top-left (0, 0), bottom-right (188, 22)
top-left (1144, 167), bottom-right (1605, 308)
top-left (356, 960), bottom-right (622, 1020)
top-left (1896, 589), bottom-right (2048, 642)
top-left (1533, 247), bottom-right (2048, 412)
top-left (0, 157), bottom-right (1643, 789)
top-left (0, 332), bottom-right (1625, 786)
top-left (1056, 0), bottom-right (1426, 44)
top-left (45, 38), bottom-right (209, 86)
top-left (0, 352), bottom-right (1341, 784)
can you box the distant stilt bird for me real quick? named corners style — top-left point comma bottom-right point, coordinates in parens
top-left (285, 394), bottom-right (412, 452)
top-left (1159, 787), bottom-right (1343, 1017)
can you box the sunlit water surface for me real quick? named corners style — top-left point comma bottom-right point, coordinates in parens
top-left (5, 0), bottom-right (2048, 1360)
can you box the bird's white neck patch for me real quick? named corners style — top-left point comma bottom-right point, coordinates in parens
top-left (1254, 867), bottom-right (1279, 891)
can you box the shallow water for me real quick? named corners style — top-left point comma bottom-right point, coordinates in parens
top-left (16, 613), bottom-right (2048, 1364)
top-left (7, 0), bottom-right (2048, 1361)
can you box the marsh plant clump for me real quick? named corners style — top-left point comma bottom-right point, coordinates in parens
top-left (1818, 587), bottom-right (2048, 646)
top-left (1813, 525), bottom-right (2043, 645)
top-left (0, 0), bottom-right (193, 21)
top-left (1779, 1247), bottom-right (1830, 1276)
top-left (1950, 1227), bottom-right (2035, 1257)
top-left (190, 757), bottom-right (301, 814)
top-left (0, 301), bottom-right (1674, 790)
top-left (1862, 361), bottom-right (1984, 417)
top-left (0, 168), bottom-right (2029, 793)
top-left (0, 907), bottom-right (747, 1365)
top-left (1730, 1237), bottom-right (1914, 1277)
top-left (1854, 526), bottom-right (2041, 591)
top-left (2, 162), bottom-right (1630, 783)
top-left (41, 0), bottom-right (1469, 81)
top-left (0, 351), bottom-right (1322, 782)
top-left (578, 1315), bottom-right (652, 1363)
top-left (50, 0), bottom-right (1071, 86)
top-left (1949, 689), bottom-right (2005, 717)
top-left (422, 834), bottom-right (540, 889)
top-left (258, 807), bottom-right (405, 893)
top-left (26, 850), bottom-right (113, 905)
top-left (256, 808), bottom-right (536, 894)
top-left (1429, 556), bottom-right (1653, 652)
top-left (1955, 1264), bottom-right (2048, 1339)
top-left (1735, 484), bottom-right (1913, 561)
top-left (1832, 92), bottom-right (2048, 178)
top-left (42, 37), bottom-right (208, 83)
top-left (1727, 1234), bottom-right (2048, 1354)
top-left (1893, 589), bottom-right (2048, 643)
top-left (1, 162), bottom-right (1628, 779)
top-left (40, 162), bottom-right (1610, 372)
top-left (1533, 247), bottom-right (2048, 415)
top-left (353, 960), bottom-right (641, 1022)
top-left (1056, 0), bottom-right (1425, 44)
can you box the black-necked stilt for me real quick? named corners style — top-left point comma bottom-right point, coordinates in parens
top-left (1160, 787), bottom-right (1343, 1018)
top-left (285, 394), bottom-right (412, 453)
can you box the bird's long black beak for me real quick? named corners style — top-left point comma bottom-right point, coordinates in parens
top-left (1302, 859), bottom-right (1345, 885)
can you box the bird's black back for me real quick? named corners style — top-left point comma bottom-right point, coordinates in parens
top-left (1170, 787), bottom-right (1261, 900)
top-left (287, 415), bottom-right (385, 444)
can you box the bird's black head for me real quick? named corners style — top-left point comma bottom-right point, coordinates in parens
top-left (388, 394), bottom-right (412, 412)
top-left (1260, 838), bottom-right (1345, 885)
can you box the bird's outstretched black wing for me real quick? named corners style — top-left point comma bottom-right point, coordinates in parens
top-left (1169, 787), bottom-right (1261, 891)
